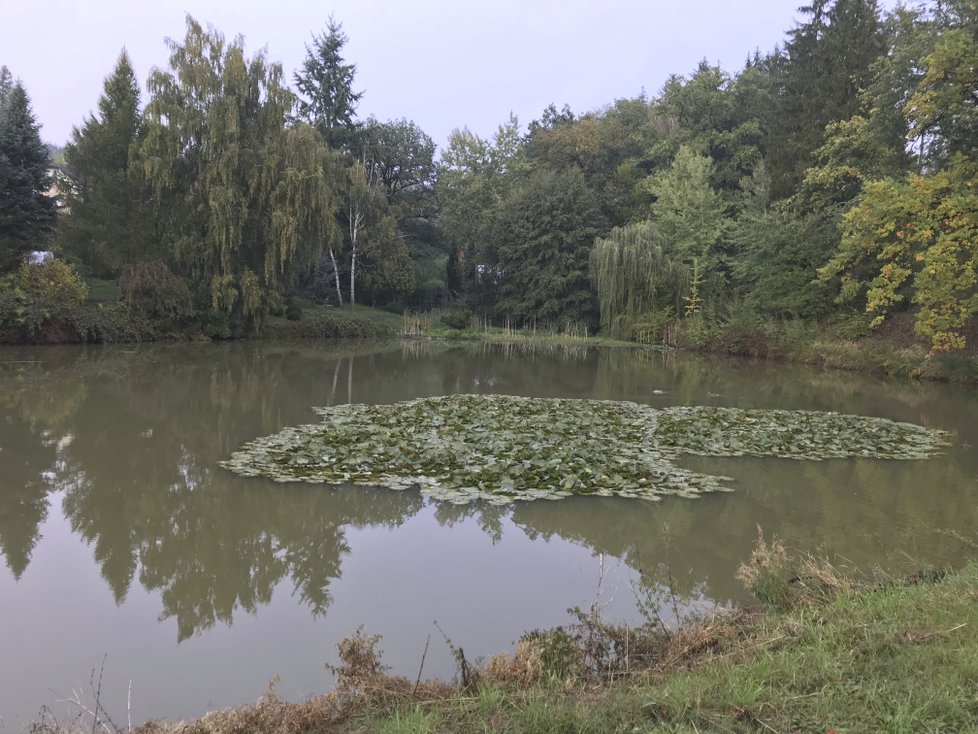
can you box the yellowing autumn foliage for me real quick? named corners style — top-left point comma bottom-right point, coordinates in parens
top-left (821, 156), bottom-right (978, 351)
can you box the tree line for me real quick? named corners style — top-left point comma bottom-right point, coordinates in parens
top-left (1, 1), bottom-right (976, 349)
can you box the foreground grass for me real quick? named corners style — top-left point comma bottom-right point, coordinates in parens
top-left (344, 564), bottom-right (978, 733)
top-left (48, 547), bottom-right (973, 734)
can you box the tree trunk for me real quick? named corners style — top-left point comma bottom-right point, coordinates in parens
top-left (348, 204), bottom-right (364, 307)
top-left (349, 245), bottom-right (357, 307)
top-left (329, 248), bottom-right (343, 306)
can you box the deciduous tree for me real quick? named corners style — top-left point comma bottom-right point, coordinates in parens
top-left (822, 156), bottom-right (978, 351)
top-left (141, 17), bottom-right (339, 327)
top-left (591, 220), bottom-right (688, 338)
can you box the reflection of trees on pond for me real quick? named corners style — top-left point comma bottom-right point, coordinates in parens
top-left (2, 341), bottom-right (976, 640)
top-left (0, 412), bottom-right (57, 578)
top-left (1, 345), bottom-right (424, 639)
top-left (0, 361), bottom-right (88, 577)
top-left (433, 501), bottom-right (508, 544)
top-left (512, 449), bottom-right (978, 608)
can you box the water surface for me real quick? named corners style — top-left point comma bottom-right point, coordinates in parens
top-left (1, 340), bottom-right (975, 727)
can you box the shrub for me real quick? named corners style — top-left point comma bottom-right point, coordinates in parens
top-left (70, 302), bottom-right (155, 343)
top-left (119, 260), bottom-right (193, 320)
top-left (16, 259), bottom-right (89, 334)
top-left (735, 527), bottom-right (794, 609)
top-left (285, 305), bottom-right (303, 321)
top-left (679, 313), bottom-right (718, 350)
top-left (267, 290), bottom-right (287, 317)
top-left (440, 309), bottom-right (472, 330)
top-left (195, 308), bottom-right (237, 339)
top-left (517, 629), bottom-right (584, 681)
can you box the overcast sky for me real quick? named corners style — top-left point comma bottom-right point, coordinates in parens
top-left (2, 1), bottom-right (861, 150)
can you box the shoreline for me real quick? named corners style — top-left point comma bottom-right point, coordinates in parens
top-left (4, 305), bottom-right (977, 387)
top-left (38, 538), bottom-right (978, 733)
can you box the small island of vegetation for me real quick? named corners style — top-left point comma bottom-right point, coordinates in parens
top-left (221, 394), bottom-right (949, 503)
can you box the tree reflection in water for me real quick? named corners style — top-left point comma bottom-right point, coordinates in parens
top-left (1, 341), bottom-right (976, 642)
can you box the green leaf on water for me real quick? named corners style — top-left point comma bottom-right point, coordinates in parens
top-left (219, 395), bottom-right (950, 506)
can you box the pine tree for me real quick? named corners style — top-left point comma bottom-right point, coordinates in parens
top-left (63, 50), bottom-right (146, 276)
top-left (767, 0), bottom-right (886, 199)
top-left (294, 17), bottom-right (364, 151)
top-left (0, 83), bottom-right (56, 271)
top-left (0, 66), bottom-right (13, 114)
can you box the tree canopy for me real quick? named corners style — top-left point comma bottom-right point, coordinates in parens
top-left (63, 50), bottom-right (146, 277)
top-left (140, 16), bottom-right (340, 327)
top-left (293, 17), bottom-right (364, 151)
top-left (6, 2), bottom-right (978, 351)
top-left (0, 83), bottom-right (56, 271)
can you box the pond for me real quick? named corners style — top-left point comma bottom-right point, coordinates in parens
top-left (1, 340), bottom-right (976, 727)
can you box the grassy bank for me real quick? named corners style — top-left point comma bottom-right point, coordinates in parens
top-left (678, 312), bottom-right (978, 385)
top-left (261, 305), bottom-right (403, 340)
top-left (401, 309), bottom-right (643, 348)
top-left (42, 537), bottom-right (978, 733)
top-left (0, 302), bottom-right (403, 345)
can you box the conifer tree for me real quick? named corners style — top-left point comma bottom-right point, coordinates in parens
top-left (0, 83), bottom-right (56, 271)
top-left (492, 167), bottom-right (602, 327)
top-left (0, 66), bottom-right (13, 113)
top-left (767, 0), bottom-right (885, 198)
top-left (63, 50), bottom-right (146, 276)
top-left (294, 17), bottom-right (364, 151)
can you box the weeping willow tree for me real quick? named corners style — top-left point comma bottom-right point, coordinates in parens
top-left (140, 17), bottom-right (341, 328)
top-left (590, 220), bottom-right (689, 340)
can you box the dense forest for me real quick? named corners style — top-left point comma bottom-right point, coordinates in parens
top-left (0, 0), bottom-right (976, 353)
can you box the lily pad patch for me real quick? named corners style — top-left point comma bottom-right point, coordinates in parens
top-left (219, 395), bottom-right (949, 505)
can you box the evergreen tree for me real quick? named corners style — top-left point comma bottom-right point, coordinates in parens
top-left (492, 167), bottom-right (603, 328)
top-left (767, 0), bottom-right (886, 199)
top-left (294, 17), bottom-right (364, 151)
top-left (0, 66), bottom-right (13, 114)
top-left (0, 83), bottom-right (56, 271)
top-left (63, 50), bottom-right (147, 276)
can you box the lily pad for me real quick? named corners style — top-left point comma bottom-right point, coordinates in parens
top-left (219, 395), bottom-right (950, 504)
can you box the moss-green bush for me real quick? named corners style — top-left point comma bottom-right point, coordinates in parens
top-left (440, 309), bottom-right (472, 330)
top-left (285, 304), bottom-right (303, 321)
top-left (119, 260), bottom-right (193, 320)
top-left (14, 259), bottom-right (89, 334)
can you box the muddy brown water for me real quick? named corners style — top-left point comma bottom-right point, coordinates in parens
top-left (1, 340), bottom-right (976, 726)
